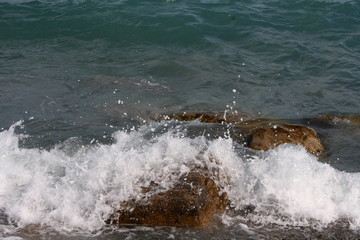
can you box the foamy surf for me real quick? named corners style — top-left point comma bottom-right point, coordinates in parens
top-left (227, 144), bottom-right (360, 229)
top-left (0, 121), bottom-right (359, 237)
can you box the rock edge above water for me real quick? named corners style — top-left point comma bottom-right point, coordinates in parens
top-left (248, 124), bottom-right (325, 154)
top-left (158, 111), bottom-right (328, 155)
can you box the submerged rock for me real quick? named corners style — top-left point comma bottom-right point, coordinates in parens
top-left (303, 114), bottom-right (360, 129)
top-left (159, 111), bottom-right (250, 124)
top-left (106, 171), bottom-right (228, 227)
top-left (247, 124), bottom-right (325, 154)
top-left (318, 114), bottom-right (360, 125)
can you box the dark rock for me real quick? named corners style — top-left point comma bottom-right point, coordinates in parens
top-left (303, 114), bottom-right (360, 129)
top-left (318, 114), bottom-right (360, 125)
top-left (235, 118), bottom-right (292, 130)
top-left (247, 124), bottom-right (325, 155)
top-left (106, 171), bottom-right (229, 227)
top-left (159, 111), bottom-right (250, 124)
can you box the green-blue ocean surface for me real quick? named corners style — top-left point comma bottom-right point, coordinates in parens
top-left (0, 0), bottom-right (360, 239)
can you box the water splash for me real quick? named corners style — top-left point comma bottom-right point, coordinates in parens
top-left (0, 121), bottom-right (359, 235)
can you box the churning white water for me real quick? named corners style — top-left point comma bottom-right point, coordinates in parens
top-left (0, 121), bottom-right (359, 236)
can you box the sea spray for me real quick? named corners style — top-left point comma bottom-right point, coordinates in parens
top-left (224, 144), bottom-right (360, 229)
top-left (0, 121), bottom-right (210, 233)
top-left (0, 121), bottom-right (360, 235)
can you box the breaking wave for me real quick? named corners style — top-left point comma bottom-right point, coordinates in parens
top-left (0, 121), bottom-right (359, 235)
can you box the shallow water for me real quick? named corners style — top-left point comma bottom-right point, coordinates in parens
top-left (1, 0), bottom-right (360, 239)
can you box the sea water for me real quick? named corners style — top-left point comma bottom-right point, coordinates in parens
top-left (1, 0), bottom-right (360, 239)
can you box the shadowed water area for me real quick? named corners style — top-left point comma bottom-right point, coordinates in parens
top-left (0, 0), bottom-right (360, 239)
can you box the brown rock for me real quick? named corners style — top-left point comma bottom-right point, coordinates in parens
top-left (106, 171), bottom-right (228, 227)
top-left (247, 124), bottom-right (324, 154)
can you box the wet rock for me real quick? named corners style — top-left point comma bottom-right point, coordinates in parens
top-left (155, 112), bottom-right (325, 155)
top-left (106, 171), bottom-right (229, 227)
top-left (303, 114), bottom-right (360, 129)
top-left (235, 118), bottom-right (289, 130)
top-left (247, 124), bottom-right (325, 155)
top-left (159, 111), bottom-right (250, 124)
top-left (318, 114), bottom-right (360, 125)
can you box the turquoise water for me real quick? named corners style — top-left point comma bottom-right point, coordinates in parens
top-left (1, 0), bottom-right (360, 239)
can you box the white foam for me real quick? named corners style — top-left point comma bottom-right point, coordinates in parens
top-left (222, 144), bottom-right (360, 228)
top-left (0, 122), bottom-right (359, 234)
top-left (0, 122), bottom-right (207, 233)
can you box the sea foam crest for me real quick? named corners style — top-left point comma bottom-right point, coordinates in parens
top-left (224, 144), bottom-right (360, 229)
top-left (0, 122), bottom-right (359, 234)
top-left (0, 122), bottom-right (210, 232)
